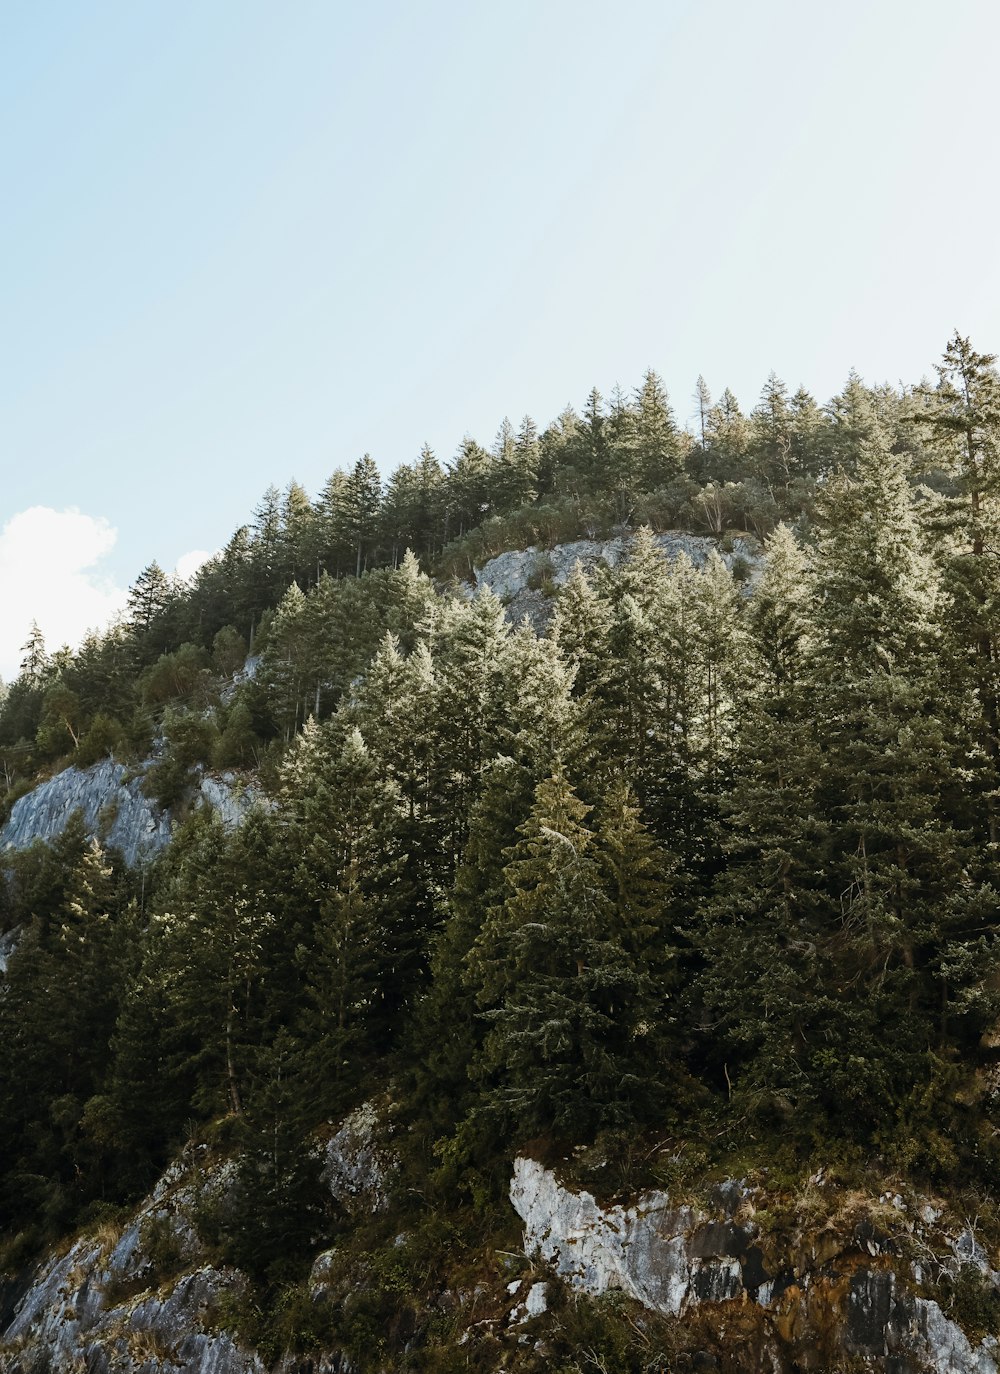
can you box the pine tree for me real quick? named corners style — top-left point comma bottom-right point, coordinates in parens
top-left (495, 622), bottom-right (580, 775)
top-left (385, 549), bottom-right (437, 651)
top-left (264, 582), bottom-right (312, 737)
top-left (316, 468), bottom-right (353, 576)
top-left (283, 726), bottom-right (409, 1119)
top-left (694, 375), bottom-right (712, 450)
top-left (748, 523), bottom-right (811, 701)
top-left (634, 369), bottom-right (683, 488)
top-left (467, 768), bottom-right (668, 1141)
top-left (132, 811), bottom-right (281, 1123)
top-left (489, 416), bottom-right (536, 511)
top-left (700, 411), bottom-right (996, 1140)
top-left (447, 437), bottom-right (494, 535)
top-left (414, 442), bottom-right (446, 551)
top-left (403, 754), bottom-right (535, 1181)
top-left (127, 562), bottom-right (174, 639)
top-left (551, 560), bottom-right (613, 712)
top-left (279, 479), bottom-right (318, 586)
top-left (0, 837), bottom-right (123, 1228)
top-left (249, 485), bottom-right (284, 608)
top-left (701, 386), bottom-right (749, 483)
top-left (344, 455), bottom-right (383, 576)
top-left (918, 332), bottom-right (1000, 842)
top-left (538, 404), bottom-right (581, 495)
top-left (425, 587), bottom-right (511, 867)
top-left (749, 373), bottom-right (793, 489)
top-left (577, 386), bottom-right (608, 490)
top-left (513, 416), bottom-right (540, 505)
top-left (19, 620), bottom-right (49, 685)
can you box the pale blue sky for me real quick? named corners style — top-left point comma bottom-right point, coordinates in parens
top-left (2, 0), bottom-right (999, 672)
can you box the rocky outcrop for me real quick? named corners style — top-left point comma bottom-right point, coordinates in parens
top-left (0, 1149), bottom-right (259, 1374)
top-left (221, 656), bottom-right (262, 706)
top-left (1, 760), bottom-right (171, 868)
top-left (474, 530), bottom-right (763, 627)
top-left (475, 530), bottom-right (758, 618)
top-left (321, 1100), bottom-right (396, 1216)
top-left (0, 761), bottom-right (259, 869)
top-left (0, 926), bottom-right (20, 975)
top-left (0, 1110), bottom-right (391, 1374)
top-left (196, 774), bottom-right (259, 833)
top-left (9, 1135), bottom-right (999, 1372)
top-left (511, 1157), bottom-right (1000, 1373)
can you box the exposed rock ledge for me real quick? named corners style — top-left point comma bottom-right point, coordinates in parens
top-left (474, 530), bottom-right (764, 629)
top-left (511, 1156), bottom-right (1000, 1374)
top-left (0, 1134), bottom-right (366, 1374)
top-left (0, 761), bottom-right (258, 870)
top-left (0, 1150), bottom-right (258, 1374)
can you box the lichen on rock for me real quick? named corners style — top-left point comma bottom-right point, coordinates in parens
top-left (510, 1156), bottom-right (1000, 1374)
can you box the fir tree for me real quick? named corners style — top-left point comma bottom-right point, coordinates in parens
top-left (467, 768), bottom-right (669, 1141)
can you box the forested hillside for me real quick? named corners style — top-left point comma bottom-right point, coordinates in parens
top-left (3, 333), bottom-right (1000, 1372)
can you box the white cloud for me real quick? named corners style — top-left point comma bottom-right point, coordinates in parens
top-left (174, 548), bottom-right (215, 582)
top-left (0, 507), bottom-right (128, 682)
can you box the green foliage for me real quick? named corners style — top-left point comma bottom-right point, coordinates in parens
top-left (75, 713), bottom-right (127, 766)
top-left (211, 695), bottom-right (260, 769)
top-left (941, 1265), bottom-right (1000, 1343)
top-left (143, 708), bottom-right (219, 810)
top-left (5, 334), bottom-right (1000, 1333)
top-left (466, 768), bottom-right (676, 1144)
top-left (138, 643), bottom-right (213, 708)
top-left (211, 625), bottom-right (248, 678)
top-left (0, 833), bottom-right (132, 1235)
top-left (138, 1211), bottom-right (186, 1280)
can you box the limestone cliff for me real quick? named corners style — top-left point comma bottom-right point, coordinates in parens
top-left (473, 530), bottom-right (763, 628)
top-left (511, 1157), bottom-right (1000, 1373)
top-left (5, 1128), bottom-right (1000, 1374)
top-left (0, 760), bottom-right (258, 869)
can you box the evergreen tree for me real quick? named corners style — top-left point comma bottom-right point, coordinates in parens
top-left (315, 468), bottom-right (354, 576)
top-left (447, 437), bottom-right (494, 535)
top-left (513, 415), bottom-right (540, 504)
top-left (490, 416), bottom-right (536, 511)
top-left (551, 560), bottom-right (614, 713)
top-left (19, 620), bottom-right (50, 685)
top-left (344, 454), bottom-right (383, 576)
top-left (0, 837), bottom-right (123, 1228)
top-left (279, 479), bottom-right (319, 586)
top-left (249, 485), bottom-right (285, 609)
top-left (700, 386), bottom-right (749, 483)
top-left (694, 375), bottom-right (712, 450)
top-left (281, 726), bottom-right (410, 1119)
top-left (634, 369), bottom-right (683, 488)
top-left (412, 442), bottom-right (446, 552)
top-left (918, 332), bottom-right (1000, 842)
top-left (424, 587), bottom-right (511, 867)
top-left (700, 412), bottom-right (997, 1142)
top-left (127, 563), bottom-right (174, 639)
top-left (467, 768), bottom-right (668, 1141)
top-left (749, 372), bottom-right (794, 489)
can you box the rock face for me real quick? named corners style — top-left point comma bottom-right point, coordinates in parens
top-left (0, 1111), bottom-right (390, 1374)
top-left (474, 530), bottom-right (763, 627)
top-left (0, 926), bottom-right (19, 974)
top-left (0, 1150), bottom-right (262, 1374)
top-left (0, 761), bottom-right (259, 869)
top-left (7, 1140), bottom-right (1000, 1372)
top-left (321, 1100), bottom-right (396, 1216)
top-left (196, 774), bottom-right (259, 833)
top-left (511, 1157), bottom-right (1000, 1374)
top-left (0, 760), bottom-right (171, 868)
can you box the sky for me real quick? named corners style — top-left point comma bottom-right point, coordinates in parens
top-left (2, 0), bottom-right (1000, 679)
